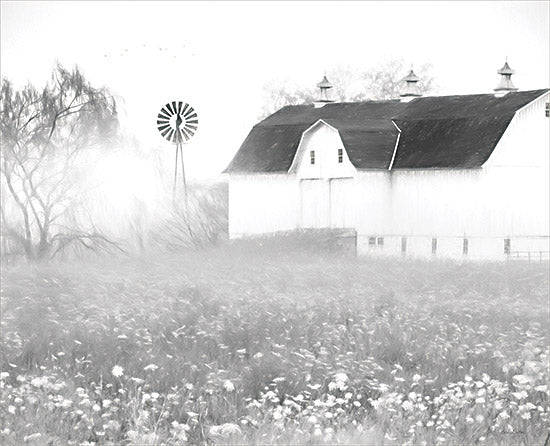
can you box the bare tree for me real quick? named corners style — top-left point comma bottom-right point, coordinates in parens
top-left (259, 59), bottom-right (437, 118)
top-left (0, 64), bottom-right (119, 261)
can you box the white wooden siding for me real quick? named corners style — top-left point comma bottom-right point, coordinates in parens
top-left (300, 179), bottom-right (329, 228)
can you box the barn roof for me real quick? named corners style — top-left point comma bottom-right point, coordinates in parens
top-left (224, 89), bottom-right (549, 173)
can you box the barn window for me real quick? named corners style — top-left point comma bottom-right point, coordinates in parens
top-left (463, 238), bottom-right (469, 256)
top-left (546, 103), bottom-right (550, 117)
top-left (431, 238), bottom-right (437, 255)
top-left (338, 148), bottom-right (343, 163)
top-left (377, 237), bottom-right (384, 246)
top-left (401, 237), bottom-right (407, 253)
top-left (310, 150), bottom-right (315, 165)
top-left (368, 237), bottom-right (376, 246)
top-left (504, 238), bottom-right (511, 255)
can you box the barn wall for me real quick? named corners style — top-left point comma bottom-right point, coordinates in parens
top-left (228, 173), bottom-right (298, 237)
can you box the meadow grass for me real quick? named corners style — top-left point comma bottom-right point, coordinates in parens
top-left (1, 240), bottom-right (549, 445)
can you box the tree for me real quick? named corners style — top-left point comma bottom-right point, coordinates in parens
top-left (0, 64), bottom-right (119, 261)
top-left (259, 59), bottom-right (437, 118)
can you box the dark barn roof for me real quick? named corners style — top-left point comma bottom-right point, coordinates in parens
top-left (224, 89), bottom-right (548, 173)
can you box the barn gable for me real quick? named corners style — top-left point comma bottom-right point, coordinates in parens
top-left (289, 120), bottom-right (356, 179)
top-left (224, 89), bottom-right (549, 173)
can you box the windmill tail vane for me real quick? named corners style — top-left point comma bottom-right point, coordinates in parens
top-left (156, 101), bottom-right (199, 204)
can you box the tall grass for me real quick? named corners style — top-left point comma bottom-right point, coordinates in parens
top-left (1, 242), bottom-right (548, 445)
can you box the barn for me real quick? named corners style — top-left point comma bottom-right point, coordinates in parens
top-left (224, 63), bottom-right (550, 260)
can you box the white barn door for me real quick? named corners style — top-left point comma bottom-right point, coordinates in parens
top-left (330, 178), bottom-right (353, 228)
top-left (300, 179), bottom-right (329, 228)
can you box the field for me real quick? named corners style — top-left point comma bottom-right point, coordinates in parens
top-left (1, 239), bottom-right (549, 445)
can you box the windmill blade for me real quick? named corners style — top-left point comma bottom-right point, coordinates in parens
top-left (183, 108), bottom-right (196, 119)
top-left (171, 101), bottom-right (178, 116)
top-left (177, 101), bottom-right (183, 115)
top-left (158, 109), bottom-right (171, 120)
top-left (157, 119), bottom-right (170, 126)
top-left (181, 127), bottom-right (192, 141)
top-left (166, 128), bottom-right (175, 142)
top-left (185, 124), bottom-right (198, 132)
top-left (160, 126), bottom-right (172, 138)
top-left (186, 118), bottom-right (198, 125)
top-left (180, 103), bottom-right (189, 117)
top-left (165, 102), bottom-right (175, 115)
top-left (158, 124), bottom-right (171, 133)
top-left (185, 126), bottom-right (196, 136)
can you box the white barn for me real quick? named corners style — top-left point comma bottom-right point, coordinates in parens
top-left (224, 64), bottom-right (550, 260)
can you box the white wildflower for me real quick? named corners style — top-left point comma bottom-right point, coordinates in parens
top-left (144, 364), bottom-right (159, 372)
top-left (111, 365), bottom-right (124, 378)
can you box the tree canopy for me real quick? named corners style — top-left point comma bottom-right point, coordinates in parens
top-left (260, 60), bottom-right (436, 118)
top-left (0, 64), bottom-right (119, 260)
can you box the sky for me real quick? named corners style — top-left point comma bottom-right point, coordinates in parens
top-left (2, 1), bottom-right (549, 181)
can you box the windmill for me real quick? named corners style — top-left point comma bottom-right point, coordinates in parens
top-left (156, 101), bottom-right (198, 202)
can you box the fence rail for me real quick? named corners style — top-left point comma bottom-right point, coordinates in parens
top-left (508, 251), bottom-right (550, 262)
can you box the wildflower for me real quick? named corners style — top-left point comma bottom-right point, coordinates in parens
top-left (402, 401), bottom-right (414, 411)
top-left (413, 373), bottom-right (422, 382)
top-left (23, 434), bottom-right (42, 442)
top-left (0, 372), bottom-right (9, 380)
top-left (520, 411), bottom-right (531, 420)
top-left (92, 404), bottom-right (101, 412)
top-left (223, 380), bottom-right (235, 392)
top-left (306, 415), bottom-right (318, 424)
top-left (143, 364), bottom-right (159, 372)
top-left (513, 374), bottom-right (530, 387)
top-left (511, 390), bottom-right (528, 400)
top-left (111, 365), bottom-right (124, 378)
top-left (466, 416), bottom-right (474, 424)
top-left (475, 414), bottom-right (484, 423)
top-left (62, 399), bottom-right (73, 409)
top-left (130, 377), bottom-right (144, 385)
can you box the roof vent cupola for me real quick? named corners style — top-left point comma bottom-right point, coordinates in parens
top-left (494, 60), bottom-right (518, 97)
top-left (400, 68), bottom-right (422, 102)
top-left (314, 75), bottom-right (335, 108)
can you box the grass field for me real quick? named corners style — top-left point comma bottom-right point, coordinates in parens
top-left (1, 240), bottom-right (549, 445)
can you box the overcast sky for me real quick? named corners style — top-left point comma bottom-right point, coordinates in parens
top-left (2, 1), bottom-right (549, 180)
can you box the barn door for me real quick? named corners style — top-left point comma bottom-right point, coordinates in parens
top-left (330, 178), bottom-right (353, 228)
top-left (300, 179), bottom-right (329, 228)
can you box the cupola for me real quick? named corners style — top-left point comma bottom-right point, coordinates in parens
top-left (314, 75), bottom-right (335, 108)
top-left (494, 60), bottom-right (518, 97)
top-left (400, 68), bottom-right (422, 102)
